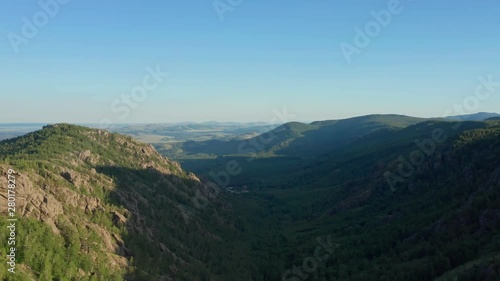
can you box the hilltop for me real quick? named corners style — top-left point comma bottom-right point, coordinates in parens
top-left (444, 112), bottom-right (500, 121)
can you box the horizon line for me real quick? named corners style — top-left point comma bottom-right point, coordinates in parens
top-left (0, 111), bottom-right (499, 125)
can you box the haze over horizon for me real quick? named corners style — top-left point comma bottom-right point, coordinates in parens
top-left (2, 0), bottom-right (500, 123)
top-left (0, 111), bottom-right (500, 126)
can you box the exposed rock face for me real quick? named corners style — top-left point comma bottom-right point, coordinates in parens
top-left (112, 210), bottom-right (128, 227)
top-left (0, 171), bottom-right (63, 226)
top-left (61, 169), bottom-right (85, 187)
top-left (188, 172), bottom-right (200, 182)
top-left (78, 150), bottom-right (100, 164)
top-left (83, 197), bottom-right (103, 213)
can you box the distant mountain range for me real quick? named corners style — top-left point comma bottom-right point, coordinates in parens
top-left (1, 113), bottom-right (498, 142)
top-left (152, 113), bottom-right (500, 159)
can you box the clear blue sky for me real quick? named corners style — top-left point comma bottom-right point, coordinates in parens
top-left (1, 0), bottom-right (499, 123)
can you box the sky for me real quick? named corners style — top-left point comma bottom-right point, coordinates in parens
top-left (1, 0), bottom-right (499, 123)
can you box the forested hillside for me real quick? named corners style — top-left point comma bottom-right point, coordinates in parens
top-left (176, 119), bottom-right (500, 281)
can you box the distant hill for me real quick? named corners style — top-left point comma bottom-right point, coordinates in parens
top-left (163, 114), bottom-right (428, 158)
top-left (444, 112), bottom-right (500, 121)
top-left (281, 114), bottom-right (427, 156)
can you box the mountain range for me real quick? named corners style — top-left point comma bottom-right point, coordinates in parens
top-left (0, 114), bottom-right (500, 280)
